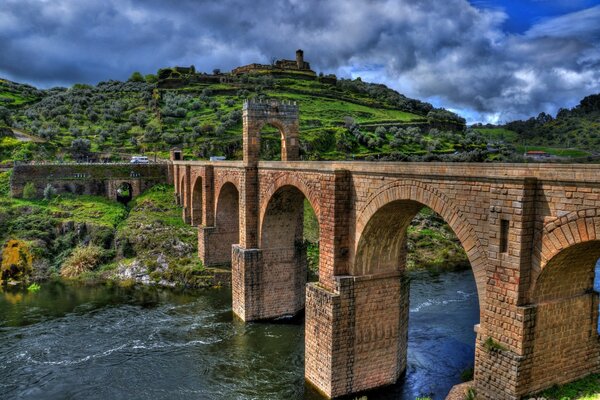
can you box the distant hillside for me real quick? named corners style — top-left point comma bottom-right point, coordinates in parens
top-left (473, 94), bottom-right (600, 160)
top-left (0, 63), bottom-right (508, 163)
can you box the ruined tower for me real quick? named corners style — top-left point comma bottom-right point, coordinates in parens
top-left (296, 49), bottom-right (304, 69)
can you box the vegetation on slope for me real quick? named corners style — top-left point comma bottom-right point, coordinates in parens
top-left (473, 93), bottom-right (600, 160)
top-left (0, 71), bottom-right (518, 163)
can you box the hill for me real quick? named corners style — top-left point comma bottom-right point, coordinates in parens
top-left (0, 64), bottom-right (512, 163)
top-left (473, 93), bottom-right (600, 160)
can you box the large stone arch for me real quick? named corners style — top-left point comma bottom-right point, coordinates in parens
top-left (354, 180), bottom-right (488, 300)
top-left (243, 99), bottom-right (300, 163)
top-left (524, 211), bottom-right (600, 394)
top-left (191, 175), bottom-right (203, 226)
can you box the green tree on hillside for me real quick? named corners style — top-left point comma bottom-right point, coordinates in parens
top-left (129, 71), bottom-right (144, 82)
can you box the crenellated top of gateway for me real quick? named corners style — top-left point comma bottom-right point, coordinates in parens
top-left (242, 98), bottom-right (299, 117)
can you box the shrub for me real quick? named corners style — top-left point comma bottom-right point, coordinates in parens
top-left (43, 184), bottom-right (57, 200)
top-left (60, 245), bottom-right (104, 278)
top-left (22, 182), bottom-right (37, 199)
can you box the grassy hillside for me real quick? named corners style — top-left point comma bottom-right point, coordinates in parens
top-left (0, 71), bottom-right (517, 163)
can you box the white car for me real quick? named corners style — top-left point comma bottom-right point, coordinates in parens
top-left (130, 156), bottom-right (149, 164)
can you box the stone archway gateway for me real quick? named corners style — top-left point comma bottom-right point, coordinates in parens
top-left (172, 99), bottom-right (600, 399)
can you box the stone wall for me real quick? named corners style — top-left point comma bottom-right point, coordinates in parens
top-left (10, 163), bottom-right (168, 200)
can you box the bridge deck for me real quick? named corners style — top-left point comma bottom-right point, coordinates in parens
top-left (173, 160), bottom-right (600, 183)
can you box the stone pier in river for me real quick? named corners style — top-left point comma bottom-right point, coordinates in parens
top-left (174, 99), bottom-right (600, 399)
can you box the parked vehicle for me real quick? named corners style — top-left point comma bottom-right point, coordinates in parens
top-left (130, 156), bottom-right (149, 164)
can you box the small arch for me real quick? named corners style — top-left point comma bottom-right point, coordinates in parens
top-left (259, 122), bottom-right (285, 161)
top-left (191, 176), bottom-right (203, 226)
top-left (116, 182), bottom-right (133, 204)
top-left (243, 99), bottom-right (300, 162)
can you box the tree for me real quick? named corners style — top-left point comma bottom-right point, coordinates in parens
top-left (22, 182), bottom-right (37, 199)
top-left (128, 71), bottom-right (144, 82)
top-left (43, 184), bottom-right (57, 200)
top-left (144, 74), bottom-right (158, 84)
top-left (71, 138), bottom-right (91, 161)
top-left (0, 106), bottom-right (11, 125)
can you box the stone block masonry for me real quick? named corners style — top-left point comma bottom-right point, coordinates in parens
top-left (173, 99), bottom-right (600, 399)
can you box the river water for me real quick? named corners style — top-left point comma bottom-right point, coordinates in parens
top-left (0, 270), bottom-right (479, 400)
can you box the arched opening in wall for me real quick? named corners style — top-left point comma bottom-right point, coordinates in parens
top-left (116, 182), bottom-right (133, 204)
top-left (528, 240), bottom-right (600, 394)
top-left (191, 177), bottom-right (202, 226)
top-left (352, 203), bottom-right (481, 399)
top-left (259, 185), bottom-right (319, 320)
top-left (259, 123), bottom-right (283, 161)
top-left (212, 182), bottom-right (240, 266)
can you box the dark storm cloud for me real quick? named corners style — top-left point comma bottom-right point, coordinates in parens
top-left (1, 0), bottom-right (599, 121)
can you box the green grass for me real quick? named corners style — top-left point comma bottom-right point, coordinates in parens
top-left (535, 373), bottom-right (600, 400)
top-left (516, 145), bottom-right (591, 157)
top-left (473, 127), bottom-right (518, 142)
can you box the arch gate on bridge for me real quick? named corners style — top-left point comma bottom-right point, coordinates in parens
top-left (173, 99), bottom-right (600, 399)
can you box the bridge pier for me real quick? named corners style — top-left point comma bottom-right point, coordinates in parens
top-left (232, 244), bottom-right (306, 321)
top-left (305, 272), bottom-right (409, 398)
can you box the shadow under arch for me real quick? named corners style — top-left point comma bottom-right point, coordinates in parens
top-left (116, 182), bottom-right (133, 204)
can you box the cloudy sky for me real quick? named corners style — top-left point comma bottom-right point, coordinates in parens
top-left (1, 0), bottom-right (599, 123)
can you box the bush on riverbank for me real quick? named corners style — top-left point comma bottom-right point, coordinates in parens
top-left (60, 245), bottom-right (105, 278)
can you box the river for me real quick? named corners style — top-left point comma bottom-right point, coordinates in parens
top-left (0, 269), bottom-right (479, 400)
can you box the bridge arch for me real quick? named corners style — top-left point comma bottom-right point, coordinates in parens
top-left (525, 212), bottom-right (600, 393)
top-left (191, 176), bottom-right (203, 226)
top-left (178, 173), bottom-right (185, 206)
top-left (253, 181), bottom-right (320, 319)
top-left (210, 181), bottom-right (240, 266)
top-left (354, 181), bottom-right (487, 300)
top-left (258, 174), bottom-right (321, 240)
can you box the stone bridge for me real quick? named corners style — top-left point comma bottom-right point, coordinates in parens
top-left (11, 163), bottom-right (169, 202)
top-left (173, 100), bottom-right (600, 399)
